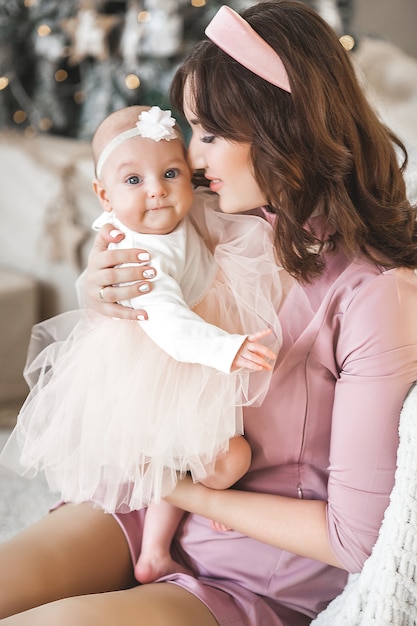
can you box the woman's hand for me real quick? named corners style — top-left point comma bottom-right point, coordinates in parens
top-left (85, 224), bottom-right (156, 320)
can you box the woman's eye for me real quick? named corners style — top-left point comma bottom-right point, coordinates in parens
top-left (201, 134), bottom-right (215, 144)
top-left (126, 175), bottom-right (142, 184)
top-left (164, 168), bottom-right (179, 179)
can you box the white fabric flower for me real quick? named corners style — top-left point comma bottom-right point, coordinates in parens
top-left (136, 106), bottom-right (177, 141)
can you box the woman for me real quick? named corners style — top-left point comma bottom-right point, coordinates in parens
top-left (1, 2), bottom-right (417, 625)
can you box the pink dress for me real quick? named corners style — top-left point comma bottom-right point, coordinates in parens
top-left (112, 242), bottom-right (417, 625)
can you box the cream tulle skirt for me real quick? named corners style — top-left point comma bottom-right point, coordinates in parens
top-left (1, 210), bottom-right (282, 512)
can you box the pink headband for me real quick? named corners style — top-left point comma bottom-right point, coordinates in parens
top-left (205, 5), bottom-right (291, 94)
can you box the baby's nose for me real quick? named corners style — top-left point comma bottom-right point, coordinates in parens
top-left (147, 183), bottom-right (167, 198)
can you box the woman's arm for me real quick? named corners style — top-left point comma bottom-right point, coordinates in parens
top-left (167, 272), bottom-right (417, 573)
top-left (166, 477), bottom-right (344, 569)
top-left (325, 270), bottom-right (417, 572)
top-left (83, 224), bottom-right (155, 319)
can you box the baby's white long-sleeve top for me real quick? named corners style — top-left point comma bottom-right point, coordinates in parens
top-left (92, 210), bottom-right (247, 373)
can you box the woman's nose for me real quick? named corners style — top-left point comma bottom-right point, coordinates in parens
top-left (187, 135), bottom-right (206, 171)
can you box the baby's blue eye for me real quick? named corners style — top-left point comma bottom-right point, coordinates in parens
top-left (165, 168), bottom-right (179, 179)
top-left (126, 175), bottom-right (142, 184)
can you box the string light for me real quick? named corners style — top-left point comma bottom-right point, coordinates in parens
top-left (138, 11), bottom-right (150, 23)
top-left (23, 126), bottom-right (37, 139)
top-left (39, 118), bottom-right (53, 131)
top-left (13, 110), bottom-right (27, 124)
top-left (0, 76), bottom-right (9, 90)
top-left (339, 34), bottom-right (355, 51)
top-left (125, 74), bottom-right (140, 90)
top-left (191, 0), bottom-right (206, 6)
top-left (37, 24), bottom-right (51, 37)
top-left (73, 91), bottom-right (86, 104)
top-left (55, 69), bottom-right (68, 82)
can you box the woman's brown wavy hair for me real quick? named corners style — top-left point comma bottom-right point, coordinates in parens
top-left (170, 0), bottom-right (417, 281)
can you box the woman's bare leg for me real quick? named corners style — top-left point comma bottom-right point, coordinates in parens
top-left (0, 503), bottom-right (136, 619)
top-left (0, 583), bottom-right (219, 626)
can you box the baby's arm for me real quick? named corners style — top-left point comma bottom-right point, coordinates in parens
top-left (135, 269), bottom-right (276, 374)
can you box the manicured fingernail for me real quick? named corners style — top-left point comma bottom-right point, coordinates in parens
top-left (110, 229), bottom-right (122, 238)
top-left (139, 283), bottom-right (150, 293)
top-left (138, 252), bottom-right (150, 261)
top-left (137, 314), bottom-right (146, 321)
top-left (143, 269), bottom-right (155, 279)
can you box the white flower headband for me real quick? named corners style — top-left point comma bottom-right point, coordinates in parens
top-left (96, 106), bottom-right (179, 178)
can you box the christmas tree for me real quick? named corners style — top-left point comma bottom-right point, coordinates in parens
top-left (0, 0), bottom-right (257, 139)
top-left (0, 0), bottom-right (354, 140)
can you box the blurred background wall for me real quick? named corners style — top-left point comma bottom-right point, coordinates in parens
top-left (354, 0), bottom-right (417, 58)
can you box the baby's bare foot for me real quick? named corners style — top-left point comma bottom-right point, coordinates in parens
top-left (135, 551), bottom-right (191, 584)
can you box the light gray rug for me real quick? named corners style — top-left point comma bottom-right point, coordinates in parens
top-left (0, 429), bottom-right (57, 542)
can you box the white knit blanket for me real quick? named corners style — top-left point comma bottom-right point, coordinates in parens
top-left (311, 383), bottom-right (417, 625)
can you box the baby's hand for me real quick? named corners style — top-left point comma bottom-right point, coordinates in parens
top-left (231, 329), bottom-right (276, 372)
top-left (211, 520), bottom-right (233, 532)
